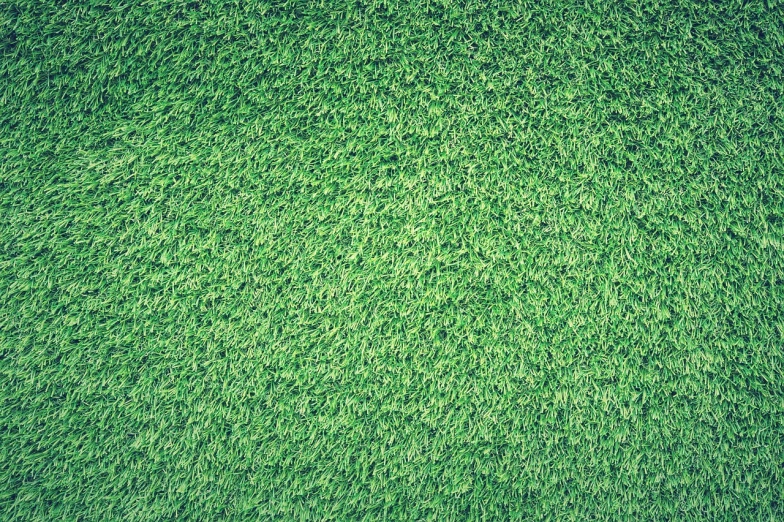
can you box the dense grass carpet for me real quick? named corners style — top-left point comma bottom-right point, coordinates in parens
top-left (2, 0), bottom-right (784, 519)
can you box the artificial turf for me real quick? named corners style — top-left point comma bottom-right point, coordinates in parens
top-left (2, 0), bottom-right (784, 519)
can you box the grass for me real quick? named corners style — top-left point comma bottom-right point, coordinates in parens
top-left (1, 0), bottom-right (784, 519)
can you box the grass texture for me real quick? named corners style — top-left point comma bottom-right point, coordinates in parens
top-left (2, 0), bottom-right (784, 519)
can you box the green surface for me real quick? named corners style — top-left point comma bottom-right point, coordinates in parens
top-left (2, 0), bottom-right (784, 519)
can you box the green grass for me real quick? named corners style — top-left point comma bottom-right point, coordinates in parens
top-left (2, 0), bottom-right (784, 519)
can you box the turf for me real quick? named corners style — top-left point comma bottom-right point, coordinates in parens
top-left (2, 0), bottom-right (784, 519)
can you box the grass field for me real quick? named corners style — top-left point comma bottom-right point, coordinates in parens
top-left (2, 0), bottom-right (784, 519)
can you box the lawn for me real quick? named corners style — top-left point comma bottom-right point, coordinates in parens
top-left (1, 0), bottom-right (783, 519)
